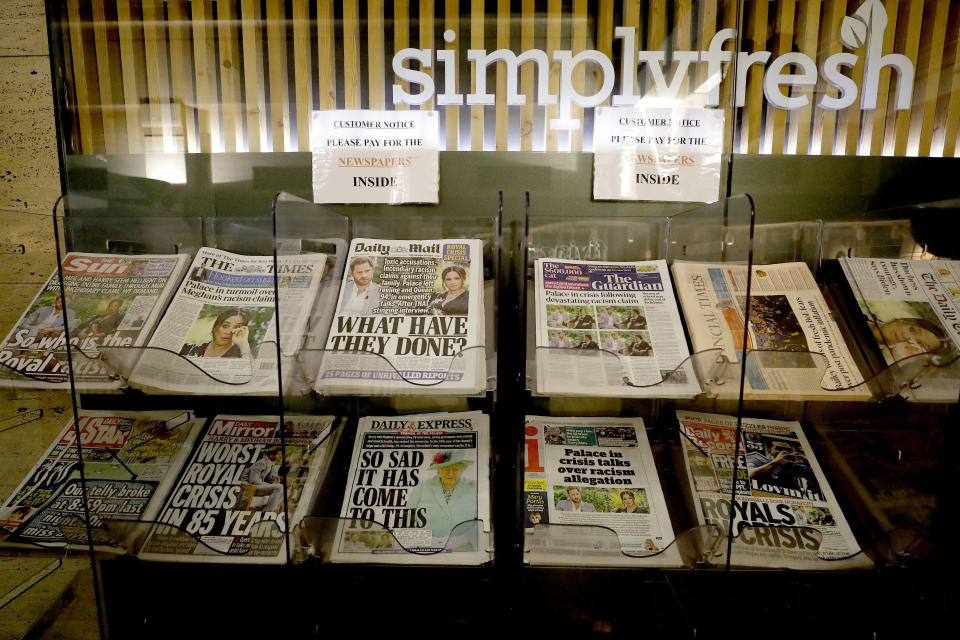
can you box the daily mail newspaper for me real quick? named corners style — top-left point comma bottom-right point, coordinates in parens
top-left (330, 411), bottom-right (490, 565)
top-left (676, 410), bottom-right (870, 569)
top-left (316, 239), bottom-right (485, 395)
top-left (523, 416), bottom-right (681, 567)
top-left (672, 261), bottom-right (868, 400)
top-left (139, 414), bottom-right (337, 564)
top-left (0, 410), bottom-right (203, 551)
top-left (129, 247), bottom-right (327, 395)
top-left (535, 258), bottom-right (699, 397)
top-left (0, 253), bottom-right (189, 389)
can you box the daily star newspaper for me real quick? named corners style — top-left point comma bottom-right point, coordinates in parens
top-left (316, 238), bottom-right (485, 395)
top-left (523, 416), bottom-right (681, 567)
top-left (676, 410), bottom-right (870, 569)
top-left (672, 261), bottom-right (868, 400)
top-left (330, 411), bottom-right (490, 565)
top-left (0, 253), bottom-right (189, 389)
top-left (535, 258), bottom-right (699, 397)
top-left (138, 414), bottom-right (338, 564)
top-left (128, 247), bottom-right (327, 394)
top-left (0, 410), bottom-right (202, 551)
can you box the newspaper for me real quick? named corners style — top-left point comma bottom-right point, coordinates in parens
top-left (316, 239), bottom-right (486, 395)
top-left (330, 411), bottom-right (490, 565)
top-left (672, 261), bottom-right (868, 400)
top-left (523, 416), bottom-right (682, 567)
top-left (0, 253), bottom-right (189, 389)
top-left (535, 258), bottom-right (699, 397)
top-left (676, 410), bottom-right (871, 569)
top-left (129, 247), bottom-right (327, 395)
top-left (139, 414), bottom-right (338, 564)
top-left (0, 410), bottom-right (202, 552)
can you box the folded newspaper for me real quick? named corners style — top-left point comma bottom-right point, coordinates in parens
top-left (676, 410), bottom-right (871, 569)
top-left (330, 411), bottom-right (490, 565)
top-left (139, 414), bottom-right (338, 564)
top-left (0, 410), bottom-right (203, 552)
top-left (535, 258), bottom-right (699, 397)
top-left (672, 261), bottom-right (868, 400)
top-left (523, 416), bottom-right (682, 567)
top-left (0, 253), bottom-right (190, 389)
top-left (316, 239), bottom-right (486, 396)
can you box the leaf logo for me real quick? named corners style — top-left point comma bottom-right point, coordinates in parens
top-left (840, 15), bottom-right (868, 49)
top-left (841, 0), bottom-right (886, 50)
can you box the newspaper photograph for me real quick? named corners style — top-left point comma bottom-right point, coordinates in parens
top-left (330, 411), bottom-right (490, 565)
top-left (535, 258), bottom-right (699, 397)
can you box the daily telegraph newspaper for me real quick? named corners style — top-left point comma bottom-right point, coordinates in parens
top-left (0, 410), bottom-right (202, 551)
top-left (129, 247), bottom-right (327, 394)
top-left (139, 414), bottom-right (337, 564)
top-left (676, 410), bottom-right (870, 569)
top-left (523, 416), bottom-right (681, 567)
top-left (330, 411), bottom-right (490, 565)
top-left (535, 259), bottom-right (699, 398)
top-left (672, 261), bottom-right (868, 400)
top-left (316, 239), bottom-right (485, 395)
top-left (0, 253), bottom-right (189, 389)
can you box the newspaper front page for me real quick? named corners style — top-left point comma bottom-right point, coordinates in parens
top-left (535, 258), bottom-right (699, 397)
top-left (523, 416), bottom-right (682, 567)
top-left (676, 410), bottom-right (871, 569)
top-left (330, 411), bottom-right (490, 565)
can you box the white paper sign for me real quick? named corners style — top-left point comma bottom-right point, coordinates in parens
top-left (311, 110), bottom-right (439, 204)
top-left (592, 107), bottom-right (723, 203)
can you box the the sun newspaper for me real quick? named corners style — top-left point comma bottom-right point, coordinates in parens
top-left (139, 414), bottom-right (338, 564)
top-left (676, 410), bottom-right (871, 569)
top-left (330, 411), bottom-right (490, 565)
top-left (0, 253), bottom-right (189, 389)
top-left (535, 258), bottom-right (699, 397)
top-left (523, 416), bottom-right (682, 567)
top-left (672, 261), bottom-right (868, 400)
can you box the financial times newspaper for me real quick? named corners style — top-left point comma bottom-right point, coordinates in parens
top-left (523, 416), bottom-right (681, 567)
top-left (129, 247), bottom-right (327, 395)
top-left (0, 253), bottom-right (189, 389)
top-left (316, 238), bottom-right (485, 395)
top-left (330, 411), bottom-right (490, 565)
top-left (672, 261), bottom-right (868, 400)
top-left (676, 410), bottom-right (870, 569)
top-left (0, 410), bottom-right (202, 551)
top-left (139, 414), bottom-right (337, 564)
top-left (535, 258), bottom-right (699, 397)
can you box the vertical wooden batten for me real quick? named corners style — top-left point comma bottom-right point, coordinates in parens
top-left (444, 0), bottom-right (459, 150)
top-left (216, 0), bottom-right (243, 152)
top-left (520, 0), bottom-right (535, 151)
top-left (343, 0), bottom-right (362, 110)
top-left (368, 0), bottom-right (386, 110)
top-left (91, 0), bottom-right (120, 153)
top-left (168, 0), bottom-right (199, 153)
top-left (66, 0), bottom-right (95, 154)
top-left (240, 0), bottom-right (268, 152)
top-left (470, 0), bottom-right (484, 150)
top-left (318, 1), bottom-right (338, 111)
top-left (191, 0), bottom-right (221, 152)
top-left (394, 0), bottom-right (411, 111)
top-left (293, 1), bottom-right (314, 150)
top-left (495, 0), bottom-right (510, 151)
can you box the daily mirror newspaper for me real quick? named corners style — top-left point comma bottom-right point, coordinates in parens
top-left (523, 416), bottom-right (681, 567)
top-left (535, 258), bottom-right (699, 397)
top-left (330, 411), bottom-right (490, 565)
top-left (676, 410), bottom-right (870, 569)
top-left (139, 414), bottom-right (337, 564)
top-left (0, 253), bottom-right (190, 389)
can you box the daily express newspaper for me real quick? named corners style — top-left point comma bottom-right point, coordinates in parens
top-left (0, 410), bottom-right (202, 551)
top-left (535, 259), bottom-right (699, 398)
top-left (676, 410), bottom-right (870, 569)
top-left (523, 416), bottom-right (681, 567)
top-left (672, 261), bottom-right (867, 400)
top-left (129, 247), bottom-right (327, 394)
top-left (0, 253), bottom-right (189, 389)
top-left (139, 414), bottom-right (337, 564)
top-left (316, 239), bottom-right (485, 395)
top-left (330, 411), bottom-right (490, 565)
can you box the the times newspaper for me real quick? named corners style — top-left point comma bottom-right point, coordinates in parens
top-left (535, 258), bottom-right (699, 397)
top-left (672, 261), bottom-right (868, 400)
top-left (0, 253), bottom-right (189, 389)
top-left (139, 414), bottom-right (337, 564)
top-left (0, 411), bottom-right (203, 551)
top-left (523, 416), bottom-right (682, 567)
top-left (676, 410), bottom-right (871, 569)
top-left (316, 239), bottom-right (485, 395)
top-left (330, 411), bottom-right (490, 565)
top-left (129, 247), bottom-right (327, 394)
